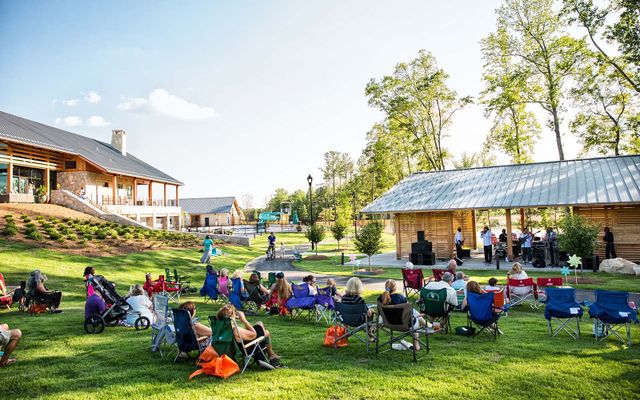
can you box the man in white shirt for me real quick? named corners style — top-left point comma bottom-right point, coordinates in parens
top-left (454, 227), bottom-right (464, 259)
top-left (424, 272), bottom-right (458, 307)
top-left (480, 226), bottom-right (493, 264)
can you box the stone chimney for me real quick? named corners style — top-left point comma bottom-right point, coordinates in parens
top-left (111, 129), bottom-right (127, 156)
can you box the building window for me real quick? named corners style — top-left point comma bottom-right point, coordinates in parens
top-left (12, 166), bottom-right (43, 194)
top-left (64, 161), bottom-right (77, 169)
top-left (117, 184), bottom-right (123, 190)
top-left (103, 182), bottom-right (109, 188)
top-left (126, 185), bottom-right (132, 198)
top-left (0, 163), bottom-right (7, 195)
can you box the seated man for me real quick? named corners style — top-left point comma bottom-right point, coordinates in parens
top-left (451, 272), bottom-right (468, 291)
top-left (424, 272), bottom-right (458, 308)
top-left (0, 323), bottom-right (22, 367)
top-left (216, 304), bottom-right (283, 368)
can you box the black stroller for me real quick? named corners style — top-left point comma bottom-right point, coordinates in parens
top-left (84, 275), bottom-right (151, 334)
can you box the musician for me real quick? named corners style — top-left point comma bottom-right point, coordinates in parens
top-left (603, 227), bottom-right (616, 259)
top-left (499, 229), bottom-right (508, 243)
top-left (454, 227), bottom-right (464, 259)
top-left (546, 227), bottom-right (558, 266)
top-left (480, 226), bottom-right (492, 264)
top-left (519, 228), bottom-right (533, 264)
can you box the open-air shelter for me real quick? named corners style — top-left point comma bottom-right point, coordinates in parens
top-left (361, 155), bottom-right (640, 263)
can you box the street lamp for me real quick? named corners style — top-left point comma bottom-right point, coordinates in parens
top-left (352, 190), bottom-right (357, 238)
top-left (307, 175), bottom-right (313, 226)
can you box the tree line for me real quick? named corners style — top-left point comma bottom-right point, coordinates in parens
top-left (257, 0), bottom-right (638, 224)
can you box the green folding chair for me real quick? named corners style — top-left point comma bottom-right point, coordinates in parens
top-left (209, 316), bottom-right (274, 373)
top-left (418, 287), bottom-right (453, 333)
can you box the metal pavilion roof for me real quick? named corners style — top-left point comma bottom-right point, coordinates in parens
top-left (361, 155), bottom-right (640, 213)
top-left (180, 197), bottom-right (237, 215)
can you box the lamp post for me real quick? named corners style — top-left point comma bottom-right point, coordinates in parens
top-left (352, 190), bottom-right (357, 238)
top-left (307, 174), bottom-right (313, 225)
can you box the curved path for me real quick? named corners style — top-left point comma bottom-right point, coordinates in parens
top-left (245, 255), bottom-right (640, 303)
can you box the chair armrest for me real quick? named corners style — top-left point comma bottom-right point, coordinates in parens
top-left (243, 336), bottom-right (266, 349)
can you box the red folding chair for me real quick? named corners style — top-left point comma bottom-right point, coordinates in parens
top-left (402, 268), bottom-right (425, 300)
top-left (536, 277), bottom-right (564, 302)
top-left (0, 273), bottom-right (14, 309)
top-left (486, 288), bottom-right (507, 315)
top-left (144, 273), bottom-right (161, 297)
top-left (431, 269), bottom-right (445, 282)
top-left (507, 278), bottom-right (539, 308)
top-left (159, 275), bottom-right (181, 303)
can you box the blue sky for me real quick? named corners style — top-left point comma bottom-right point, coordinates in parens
top-left (0, 0), bottom-right (580, 206)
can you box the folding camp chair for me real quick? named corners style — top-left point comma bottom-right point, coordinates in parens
top-left (315, 287), bottom-right (335, 324)
top-left (543, 288), bottom-right (583, 339)
top-left (431, 269), bottom-right (445, 282)
top-left (209, 316), bottom-right (274, 373)
top-left (332, 302), bottom-right (376, 352)
top-left (151, 294), bottom-right (176, 358)
top-left (467, 291), bottom-right (501, 339)
top-left (588, 289), bottom-right (638, 346)
top-left (171, 308), bottom-right (202, 362)
top-left (376, 302), bottom-right (431, 362)
top-left (418, 287), bottom-right (453, 333)
top-left (171, 268), bottom-right (192, 293)
top-left (159, 275), bottom-right (181, 302)
top-left (486, 289), bottom-right (507, 315)
top-left (286, 283), bottom-right (317, 321)
top-left (229, 277), bottom-right (249, 312)
top-left (267, 272), bottom-right (277, 289)
top-left (200, 265), bottom-right (221, 304)
top-left (507, 278), bottom-right (538, 308)
top-left (0, 273), bottom-right (15, 309)
top-left (243, 280), bottom-right (269, 313)
top-left (292, 247), bottom-right (303, 262)
top-left (402, 268), bottom-right (425, 301)
top-left (454, 289), bottom-right (465, 311)
top-left (536, 277), bottom-right (564, 302)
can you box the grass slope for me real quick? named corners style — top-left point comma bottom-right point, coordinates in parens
top-left (0, 240), bottom-right (639, 400)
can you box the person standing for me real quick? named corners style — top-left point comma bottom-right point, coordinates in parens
top-left (481, 226), bottom-right (493, 264)
top-left (546, 227), bottom-right (558, 266)
top-left (499, 229), bottom-right (508, 243)
top-left (519, 228), bottom-right (533, 264)
top-left (200, 235), bottom-right (213, 264)
top-left (603, 227), bottom-right (616, 259)
top-left (454, 227), bottom-right (464, 259)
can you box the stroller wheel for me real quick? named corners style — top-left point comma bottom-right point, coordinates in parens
top-left (84, 315), bottom-right (105, 334)
top-left (134, 316), bottom-right (151, 330)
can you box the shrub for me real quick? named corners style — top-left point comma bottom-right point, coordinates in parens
top-left (305, 224), bottom-right (326, 255)
top-left (26, 230), bottom-right (43, 241)
top-left (35, 215), bottom-right (46, 221)
top-left (48, 230), bottom-right (62, 240)
top-left (117, 228), bottom-right (127, 236)
top-left (557, 214), bottom-right (600, 259)
top-left (56, 237), bottom-right (66, 243)
top-left (123, 232), bottom-right (133, 240)
top-left (66, 233), bottom-right (78, 241)
top-left (25, 222), bottom-right (37, 229)
top-left (135, 232), bottom-right (145, 240)
top-left (42, 222), bottom-right (53, 230)
top-left (4, 214), bottom-right (13, 220)
top-left (3, 224), bottom-right (18, 236)
top-left (330, 218), bottom-right (349, 250)
top-left (95, 229), bottom-right (108, 240)
top-left (49, 217), bottom-right (60, 224)
top-left (354, 221), bottom-right (384, 269)
top-left (79, 238), bottom-right (87, 246)
top-left (108, 229), bottom-right (119, 239)
top-left (21, 215), bottom-right (31, 222)
top-left (62, 218), bottom-right (70, 223)
top-left (83, 233), bottom-right (93, 241)
top-left (59, 226), bottom-right (71, 235)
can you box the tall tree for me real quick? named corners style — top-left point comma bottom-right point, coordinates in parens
top-left (365, 50), bottom-right (472, 170)
top-left (240, 193), bottom-right (253, 210)
top-left (488, 0), bottom-right (586, 160)
top-left (571, 56), bottom-right (640, 155)
top-left (564, 0), bottom-right (640, 94)
top-left (482, 27), bottom-right (541, 163)
top-left (321, 151), bottom-right (354, 221)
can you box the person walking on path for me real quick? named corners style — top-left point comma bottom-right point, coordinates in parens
top-left (603, 227), bottom-right (616, 259)
top-left (481, 226), bottom-right (493, 264)
top-left (201, 235), bottom-right (214, 264)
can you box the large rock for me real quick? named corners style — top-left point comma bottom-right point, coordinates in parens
top-left (599, 258), bottom-right (639, 275)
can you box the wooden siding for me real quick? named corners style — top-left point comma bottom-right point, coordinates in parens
top-left (574, 205), bottom-right (640, 262)
top-left (396, 210), bottom-right (475, 260)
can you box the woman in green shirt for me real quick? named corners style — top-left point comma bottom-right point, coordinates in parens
top-left (200, 235), bottom-right (214, 264)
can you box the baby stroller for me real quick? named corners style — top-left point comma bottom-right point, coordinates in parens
top-left (84, 275), bottom-right (151, 334)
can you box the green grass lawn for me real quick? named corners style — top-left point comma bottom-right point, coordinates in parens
top-left (251, 230), bottom-right (396, 255)
top-left (0, 240), bottom-right (639, 400)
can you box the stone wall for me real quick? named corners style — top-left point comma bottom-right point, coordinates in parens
top-left (188, 232), bottom-right (251, 246)
top-left (57, 171), bottom-right (135, 204)
top-left (50, 190), bottom-right (147, 228)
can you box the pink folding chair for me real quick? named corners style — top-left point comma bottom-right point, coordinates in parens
top-left (507, 278), bottom-right (539, 308)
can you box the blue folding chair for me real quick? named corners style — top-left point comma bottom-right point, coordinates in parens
top-left (200, 265), bottom-right (220, 304)
top-left (286, 283), bottom-right (317, 321)
top-left (588, 290), bottom-right (638, 346)
top-left (543, 288), bottom-right (583, 339)
top-left (229, 277), bottom-right (249, 311)
top-left (467, 292), bottom-right (501, 339)
top-left (171, 308), bottom-right (201, 362)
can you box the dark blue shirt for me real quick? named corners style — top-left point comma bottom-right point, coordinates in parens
top-left (377, 293), bottom-right (408, 305)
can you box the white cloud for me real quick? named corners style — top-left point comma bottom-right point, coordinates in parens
top-left (84, 90), bottom-right (102, 104)
top-left (86, 115), bottom-right (110, 127)
top-left (117, 88), bottom-right (216, 121)
top-left (62, 98), bottom-right (80, 107)
top-left (54, 116), bottom-right (82, 127)
top-left (117, 97), bottom-right (148, 111)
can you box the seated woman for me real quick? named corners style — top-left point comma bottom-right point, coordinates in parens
top-left (84, 290), bottom-right (106, 320)
top-left (461, 280), bottom-right (503, 313)
top-left (218, 268), bottom-right (230, 297)
top-left (266, 272), bottom-right (291, 315)
top-left (302, 275), bottom-right (318, 295)
top-left (126, 284), bottom-right (154, 325)
top-left (27, 269), bottom-right (62, 312)
top-left (342, 277), bottom-right (373, 318)
top-left (216, 304), bottom-right (283, 368)
top-left (248, 273), bottom-right (269, 297)
top-left (326, 278), bottom-right (342, 299)
top-left (378, 279), bottom-right (426, 349)
top-left (506, 262), bottom-right (530, 297)
top-left (177, 301), bottom-right (212, 358)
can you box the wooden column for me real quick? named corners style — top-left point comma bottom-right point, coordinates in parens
top-left (6, 161), bottom-right (12, 194)
top-left (175, 185), bottom-right (179, 207)
top-left (471, 209), bottom-right (477, 249)
top-left (112, 176), bottom-right (117, 205)
top-left (163, 183), bottom-right (167, 206)
top-left (520, 208), bottom-right (526, 230)
top-left (133, 178), bottom-right (137, 205)
top-left (148, 181), bottom-right (153, 206)
top-left (506, 208), bottom-right (513, 259)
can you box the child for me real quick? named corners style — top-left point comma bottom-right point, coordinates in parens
top-left (326, 278), bottom-right (342, 299)
top-left (280, 242), bottom-right (286, 259)
top-left (484, 277), bottom-right (501, 291)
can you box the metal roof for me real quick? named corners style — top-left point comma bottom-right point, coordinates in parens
top-left (0, 111), bottom-right (182, 185)
top-left (362, 155), bottom-right (640, 213)
top-left (180, 197), bottom-right (237, 215)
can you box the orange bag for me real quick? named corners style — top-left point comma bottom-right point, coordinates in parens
top-left (189, 345), bottom-right (240, 380)
top-left (30, 304), bottom-right (47, 314)
top-left (324, 326), bottom-right (348, 347)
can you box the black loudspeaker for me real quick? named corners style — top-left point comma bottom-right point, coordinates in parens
top-left (417, 231), bottom-right (425, 242)
top-left (559, 251), bottom-right (568, 262)
top-left (533, 258), bottom-right (546, 268)
top-left (454, 256), bottom-right (463, 266)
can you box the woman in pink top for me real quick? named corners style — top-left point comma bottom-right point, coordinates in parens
top-left (218, 268), bottom-right (230, 296)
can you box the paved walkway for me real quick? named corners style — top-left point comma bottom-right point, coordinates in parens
top-left (246, 254), bottom-right (640, 303)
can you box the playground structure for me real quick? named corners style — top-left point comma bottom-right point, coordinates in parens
top-left (257, 201), bottom-right (299, 232)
